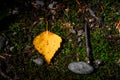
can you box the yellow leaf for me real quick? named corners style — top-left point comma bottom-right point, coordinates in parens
top-left (33, 31), bottom-right (62, 64)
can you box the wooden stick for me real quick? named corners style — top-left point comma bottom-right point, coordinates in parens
top-left (85, 23), bottom-right (93, 64)
top-left (0, 70), bottom-right (12, 79)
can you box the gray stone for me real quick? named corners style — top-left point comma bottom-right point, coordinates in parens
top-left (33, 58), bottom-right (44, 66)
top-left (0, 36), bottom-right (5, 50)
top-left (68, 61), bottom-right (94, 74)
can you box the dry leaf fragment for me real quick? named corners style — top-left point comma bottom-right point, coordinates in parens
top-left (100, 6), bottom-right (104, 12)
top-left (116, 21), bottom-right (120, 33)
top-left (76, 0), bottom-right (80, 5)
top-left (33, 31), bottom-right (62, 64)
top-left (62, 22), bottom-right (72, 29)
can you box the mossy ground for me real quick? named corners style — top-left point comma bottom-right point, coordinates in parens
top-left (0, 0), bottom-right (120, 80)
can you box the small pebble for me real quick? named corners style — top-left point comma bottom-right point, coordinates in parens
top-left (94, 59), bottom-right (102, 68)
top-left (68, 61), bottom-right (94, 74)
top-left (95, 59), bottom-right (102, 65)
top-left (90, 24), bottom-right (94, 28)
top-left (78, 43), bottom-right (82, 47)
top-left (33, 58), bottom-right (44, 66)
top-left (12, 8), bottom-right (19, 14)
top-left (115, 12), bottom-right (119, 15)
top-left (9, 8), bottom-right (19, 14)
top-left (5, 40), bottom-right (9, 45)
top-left (9, 46), bottom-right (14, 51)
top-left (13, 32), bottom-right (17, 35)
top-left (89, 18), bottom-right (95, 22)
top-left (24, 45), bottom-right (31, 50)
top-left (35, 0), bottom-right (44, 7)
top-left (68, 38), bottom-right (72, 42)
top-left (77, 30), bottom-right (83, 36)
top-left (69, 28), bottom-right (76, 34)
top-left (48, 1), bottom-right (57, 9)
top-left (116, 59), bottom-right (120, 67)
top-left (77, 37), bottom-right (81, 42)
top-left (50, 10), bottom-right (56, 15)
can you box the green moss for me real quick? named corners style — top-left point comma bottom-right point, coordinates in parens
top-left (0, 0), bottom-right (120, 80)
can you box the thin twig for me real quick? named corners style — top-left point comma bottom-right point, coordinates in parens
top-left (85, 23), bottom-right (93, 64)
top-left (88, 8), bottom-right (99, 20)
top-left (0, 70), bottom-right (12, 79)
top-left (0, 55), bottom-right (5, 59)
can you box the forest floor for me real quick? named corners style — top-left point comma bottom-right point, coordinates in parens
top-left (0, 0), bottom-right (120, 80)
